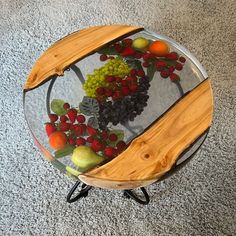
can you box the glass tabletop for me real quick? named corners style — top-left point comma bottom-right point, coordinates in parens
top-left (23, 29), bottom-right (208, 178)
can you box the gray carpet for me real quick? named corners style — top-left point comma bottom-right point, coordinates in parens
top-left (1, 0), bottom-right (236, 235)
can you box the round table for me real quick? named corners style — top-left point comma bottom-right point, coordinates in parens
top-left (23, 25), bottom-right (213, 205)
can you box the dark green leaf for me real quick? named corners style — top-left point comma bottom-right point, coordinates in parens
top-left (51, 99), bottom-right (67, 115)
top-left (126, 59), bottom-right (143, 71)
top-left (54, 145), bottom-right (75, 158)
top-left (79, 96), bottom-right (99, 116)
top-left (87, 116), bottom-right (99, 129)
top-left (147, 63), bottom-right (156, 81)
top-left (97, 46), bottom-right (119, 56)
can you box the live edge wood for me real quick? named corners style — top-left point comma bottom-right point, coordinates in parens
top-left (79, 80), bottom-right (213, 190)
top-left (24, 25), bottom-right (143, 91)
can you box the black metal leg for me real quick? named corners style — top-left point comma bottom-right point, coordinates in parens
top-left (67, 180), bottom-right (92, 203)
top-left (123, 187), bottom-right (150, 205)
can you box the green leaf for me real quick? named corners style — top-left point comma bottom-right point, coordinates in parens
top-left (54, 145), bottom-right (75, 158)
top-left (87, 116), bottom-right (99, 129)
top-left (97, 46), bottom-right (119, 55)
top-left (51, 99), bottom-right (67, 115)
top-left (126, 59), bottom-right (143, 71)
top-left (147, 63), bottom-right (156, 81)
top-left (107, 129), bottom-right (124, 147)
top-left (79, 96), bottom-right (99, 116)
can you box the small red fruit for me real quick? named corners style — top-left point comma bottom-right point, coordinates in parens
top-left (122, 38), bottom-right (133, 47)
top-left (96, 87), bottom-right (105, 95)
top-left (76, 137), bottom-right (86, 146)
top-left (86, 136), bottom-right (94, 143)
top-left (142, 62), bottom-right (150, 68)
top-left (170, 73), bottom-right (180, 82)
top-left (109, 133), bottom-right (118, 142)
top-left (60, 115), bottom-right (68, 122)
top-left (73, 124), bottom-right (83, 136)
top-left (136, 70), bottom-right (145, 77)
top-left (168, 66), bottom-right (175, 73)
top-left (87, 125), bottom-right (97, 136)
top-left (155, 61), bottom-right (166, 68)
top-left (106, 76), bottom-right (115, 83)
top-left (91, 140), bottom-right (104, 152)
top-left (67, 108), bottom-right (77, 123)
top-left (121, 86), bottom-right (130, 96)
top-left (116, 77), bottom-right (122, 83)
top-left (166, 52), bottom-right (178, 60)
top-left (79, 124), bottom-right (87, 135)
top-left (143, 53), bottom-right (151, 61)
top-left (116, 140), bottom-right (126, 151)
top-left (160, 70), bottom-right (170, 78)
top-left (129, 84), bottom-right (138, 92)
top-left (179, 56), bottom-right (186, 63)
top-left (175, 63), bottom-right (183, 71)
top-left (59, 122), bottom-right (70, 132)
top-left (45, 123), bottom-right (56, 137)
top-left (104, 147), bottom-right (116, 157)
top-left (134, 53), bottom-right (142, 59)
top-left (63, 103), bottom-right (70, 110)
top-left (68, 138), bottom-right (76, 146)
top-left (105, 88), bottom-right (113, 97)
top-left (49, 114), bottom-right (58, 123)
top-left (114, 44), bottom-right (123, 52)
top-left (130, 69), bottom-right (137, 76)
top-left (100, 54), bottom-right (108, 61)
top-left (101, 130), bottom-right (109, 140)
top-left (121, 47), bottom-right (135, 57)
top-left (121, 80), bottom-right (127, 86)
top-left (76, 114), bottom-right (86, 123)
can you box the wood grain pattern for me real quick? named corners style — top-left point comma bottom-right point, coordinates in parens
top-left (79, 80), bottom-right (213, 189)
top-left (24, 25), bottom-right (143, 91)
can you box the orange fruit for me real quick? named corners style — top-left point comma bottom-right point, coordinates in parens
top-left (49, 131), bottom-right (67, 150)
top-left (149, 40), bottom-right (169, 56)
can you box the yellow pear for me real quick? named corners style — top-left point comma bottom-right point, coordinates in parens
top-left (71, 146), bottom-right (105, 172)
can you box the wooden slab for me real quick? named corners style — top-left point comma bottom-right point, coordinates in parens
top-left (24, 25), bottom-right (143, 91)
top-left (79, 79), bottom-right (213, 190)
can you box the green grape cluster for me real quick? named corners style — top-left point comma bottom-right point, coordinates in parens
top-left (83, 57), bottom-right (131, 97)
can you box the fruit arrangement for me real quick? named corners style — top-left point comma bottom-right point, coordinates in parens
top-left (44, 36), bottom-right (187, 176)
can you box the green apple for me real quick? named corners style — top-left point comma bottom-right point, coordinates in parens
top-left (132, 37), bottom-right (149, 50)
top-left (71, 146), bottom-right (105, 172)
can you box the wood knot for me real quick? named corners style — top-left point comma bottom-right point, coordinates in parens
top-left (144, 153), bottom-right (150, 159)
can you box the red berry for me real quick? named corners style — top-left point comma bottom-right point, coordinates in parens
top-left (115, 77), bottom-right (122, 83)
top-left (168, 66), bottom-right (175, 73)
top-left (121, 47), bottom-right (135, 57)
top-left (175, 63), bottom-right (183, 71)
top-left (106, 75), bottom-right (115, 83)
top-left (87, 125), bottom-right (97, 136)
top-left (104, 147), bottom-right (116, 157)
top-left (49, 114), bottom-right (58, 123)
top-left (112, 91), bottom-right (122, 100)
top-left (142, 62), bottom-right (150, 68)
top-left (121, 86), bottom-right (130, 96)
top-left (134, 53), bottom-right (142, 59)
top-left (129, 84), bottom-right (138, 92)
top-left (101, 130), bottom-right (109, 140)
top-left (143, 53), bottom-right (151, 61)
top-left (160, 70), bottom-right (170, 78)
top-left (121, 80), bottom-right (127, 86)
top-left (116, 140), bottom-right (126, 151)
top-left (170, 73), bottom-right (180, 82)
top-left (67, 109), bottom-right (77, 123)
top-left (76, 137), bottom-right (86, 146)
top-left (45, 123), bottom-right (56, 137)
top-left (122, 38), bottom-right (133, 47)
top-left (91, 140), bottom-right (104, 152)
top-left (109, 133), bottom-right (118, 142)
top-left (179, 56), bottom-right (186, 63)
top-left (68, 138), bottom-right (76, 146)
top-left (63, 103), bottom-right (70, 110)
top-left (105, 88), bottom-right (113, 97)
top-left (136, 70), bottom-right (145, 77)
top-left (79, 124), bottom-right (87, 134)
top-left (100, 54), bottom-right (108, 61)
top-left (59, 122), bottom-right (70, 132)
top-left (74, 125), bottom-right (83, 136)
top-left (86, 136), bottom-right (94, 143)
top-left (96, 87), bottom-right (105, 95)
top-left (130, 69), bottom-right (137, 76)
top-left (114, 43), bottom-right (122, 52)
top-left (166, 52), bottom-right (178, 60)
top-left (155, 61), bottom-right (166, 68)
top-left (60, 115), bottom-right (68, 122)
top-left (76, 114), bottom-right (86, 123)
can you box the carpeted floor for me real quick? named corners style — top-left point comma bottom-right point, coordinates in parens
top-left (0, 0), bottom-right (235, 235)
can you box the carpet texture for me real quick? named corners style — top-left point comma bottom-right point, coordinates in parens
top-left (0, 0), bottom-right (235, 235)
